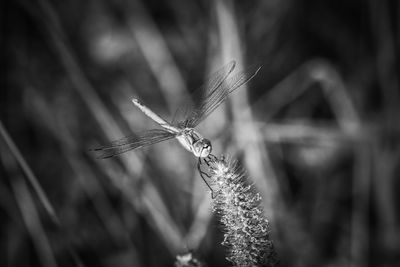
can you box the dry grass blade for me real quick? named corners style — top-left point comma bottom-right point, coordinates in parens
top-left (0, 120), bottom-right (59, 225)
top-left (215, 0), bottom-right (281, 221)
top-left (351, 143), bottom-right (372, 267)
top-left (10, 178), bottom-right (58, 267)
top-left (258, 122), bottom-right (369, 144)
top-left (184, 193), bottom-right (212, 249)
top-left (309, 60), bottom-right (361, 133)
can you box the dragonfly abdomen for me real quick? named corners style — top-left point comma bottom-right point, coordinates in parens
top-left (131, 98), bottom-right (179, 133)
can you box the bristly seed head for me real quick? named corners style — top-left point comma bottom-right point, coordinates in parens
top-left (204, 155), bottom-right (280, 267)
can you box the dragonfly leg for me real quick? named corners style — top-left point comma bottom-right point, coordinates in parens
top-left (203, 154), bottom-right (218, 169)
top-left (204, 154), bottom-right (218, 167)
top-left (197, 158), bottom-right (211, 178)
top-left (208, 154), bottom-right (218, 161)
top-left (197, 158), bottom-right (215, 197)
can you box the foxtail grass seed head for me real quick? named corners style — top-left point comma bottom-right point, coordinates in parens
top-left (204, 155), bottom-right (280, 267)
top-left (174, 252), bottom-right (206, 267)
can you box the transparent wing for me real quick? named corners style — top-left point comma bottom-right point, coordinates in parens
top-left (184, 64), bottom-right (261, 128)
top-left (92, 129), bottom-right (176, 159)
top-left (172, 61), bottom-right (236, 127)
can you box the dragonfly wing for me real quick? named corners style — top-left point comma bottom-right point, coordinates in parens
top-left (92, 129), bottom-right (176, 159)
top-left (171, 61), bottom-right (236, 127)
top-left (185, 64), bottom-right (261, 128)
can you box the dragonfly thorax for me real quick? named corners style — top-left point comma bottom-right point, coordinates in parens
top-left (176, 128), bottom-right (212, 158)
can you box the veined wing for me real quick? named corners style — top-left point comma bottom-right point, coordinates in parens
top-left (184, 64), bottom-right (261, 128)
top-left (172, 61), bottom-right (236, 127)
top-left (93, 129), bottom-right (176, 159)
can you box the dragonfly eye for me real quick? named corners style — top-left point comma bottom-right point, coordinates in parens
top-left (193, 139), bottom-right (212, 158)
top-left (200, 139), bottom-right (212, 158)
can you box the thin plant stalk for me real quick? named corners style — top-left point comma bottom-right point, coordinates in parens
top-left (0, 120), bottom-right (58, 224)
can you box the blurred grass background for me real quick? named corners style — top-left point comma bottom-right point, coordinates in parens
top-left (1, 0), bottom-right (400, 266)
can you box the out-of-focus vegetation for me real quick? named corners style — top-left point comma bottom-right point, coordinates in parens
top-left (1, 0), bottom-right (400, 266)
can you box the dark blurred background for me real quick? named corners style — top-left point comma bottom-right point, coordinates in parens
top-left (1, 0), bottom-right (400, 266)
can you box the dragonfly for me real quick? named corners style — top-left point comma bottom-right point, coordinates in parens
top-left (93, 60), bottom-right (260, 192)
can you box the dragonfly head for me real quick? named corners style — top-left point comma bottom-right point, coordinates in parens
top-left (194, 139), bottom-right (212, 158)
